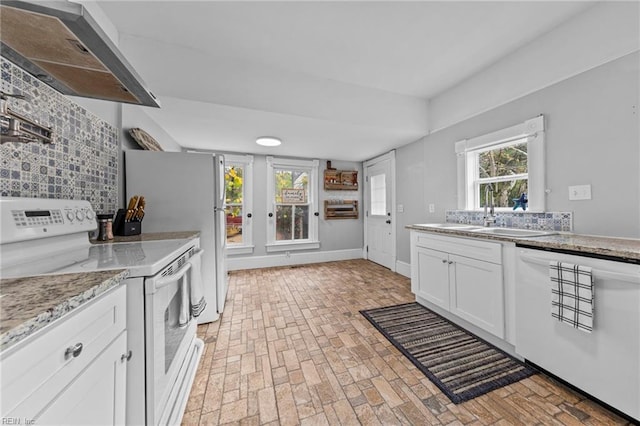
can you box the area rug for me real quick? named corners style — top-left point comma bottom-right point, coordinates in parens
top-left (360, 302), bottom-right (536, 404)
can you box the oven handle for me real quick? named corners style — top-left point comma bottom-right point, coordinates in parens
top-left (152, 262), bottom-right (192, 292)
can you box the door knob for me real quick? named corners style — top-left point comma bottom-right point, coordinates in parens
top-left (268, 213), bottom-right (273, 217)
top-left (385, 220), bottom-right (391, 224)
top-left (247, 213), bottom-right (252, 218)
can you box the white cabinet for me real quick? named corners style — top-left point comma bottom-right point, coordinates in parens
top-left (411, 231), bottom-right (504, 338)
top-left (1, 285), bottom-right (127, 425)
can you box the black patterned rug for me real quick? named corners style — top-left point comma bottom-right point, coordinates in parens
top-left (360, 302), bottom-right (536, 404)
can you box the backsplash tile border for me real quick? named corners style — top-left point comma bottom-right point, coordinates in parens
top-left (1, 58), bottom-right (118, 213)
top-left (445, 210), bottom-right (573, 232)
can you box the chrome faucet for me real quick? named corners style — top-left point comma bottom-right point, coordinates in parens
top-left (483, 184), bottom-right (496, 227)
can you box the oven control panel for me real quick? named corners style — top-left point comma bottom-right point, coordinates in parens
top-left (0, 197), bottom-right (97, 244)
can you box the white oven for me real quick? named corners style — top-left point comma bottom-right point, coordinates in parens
top-left (145, 247), bottom-right (204, 425)
top-left (0, 197), bottom-right (205, 426)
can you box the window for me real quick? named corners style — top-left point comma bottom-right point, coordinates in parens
top-left (224, 154), bottom-right (254, 255)
top-left (456, 116), bottom-right (545, 211)
top-left (370, 173), bottom-right (386, 216)
top-left (266, 157), bottom-right (319, 252)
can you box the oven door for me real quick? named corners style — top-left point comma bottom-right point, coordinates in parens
top-left (144, 248), bottom-right (203, 425)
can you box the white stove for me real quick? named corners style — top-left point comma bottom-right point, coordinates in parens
top-left (0, 197), bottom-right (204, 426)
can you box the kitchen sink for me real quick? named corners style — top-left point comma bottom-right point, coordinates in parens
top-left (469, 227), bottom-right (558, 237)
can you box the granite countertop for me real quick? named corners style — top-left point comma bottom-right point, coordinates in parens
top-left (91, 231), bottom-right (200, 244)
top-left (407, 224), bottom-right (640, 263)
top-left (0, 270), bottom-right (129, 352)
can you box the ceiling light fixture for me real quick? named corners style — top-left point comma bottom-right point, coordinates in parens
top-left (256, 136), bottom-right (281, 147)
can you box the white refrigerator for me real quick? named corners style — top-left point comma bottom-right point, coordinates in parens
top-left (125, 150), bottom-right (227, 324)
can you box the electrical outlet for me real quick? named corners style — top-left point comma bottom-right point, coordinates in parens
top-left (397, 204), bottom-right (404, 213)
top-left (568, 185), bottom-right (592, 200)
top-left (428, 203), bottom-right (435, 213)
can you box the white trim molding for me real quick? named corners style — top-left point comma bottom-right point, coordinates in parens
top-left (227, 248), bottom-right (364, 271)
top-left (225, 154), bottom-right (254, 254)
top-left (456, 115), bottom-right (545, 212)
top-left (395, 260), bottom-right (411, 278)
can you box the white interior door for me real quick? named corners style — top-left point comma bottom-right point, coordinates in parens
top-left (365, 152), bottom-right (395, 270)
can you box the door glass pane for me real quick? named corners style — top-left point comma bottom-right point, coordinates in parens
top-left (276, 205), bottom-right (293, 240)
top-left (225, 165), bottom-right (244, 245)
top-left (225, 205), bottom-right (243, 244)
top-left (370, 173), bottom-right (386, 216)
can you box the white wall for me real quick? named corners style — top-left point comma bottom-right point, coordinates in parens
top-left (429, 1), bottom-right (640, 133)
top-left (396, 52), bottom-right (640, 264)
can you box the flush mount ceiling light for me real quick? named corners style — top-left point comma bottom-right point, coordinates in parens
top-left (256, 136), bottom-right (281, 147)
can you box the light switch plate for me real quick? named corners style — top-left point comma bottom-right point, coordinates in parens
top-left (428, 203), bottom-right (435, 213)
top-left (569, 184), bottom-right (591, 200)
top-left (397, 204), bottom-right (404, 213)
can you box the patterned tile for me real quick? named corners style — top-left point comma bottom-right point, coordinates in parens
top-left (0, 58), bottom-right (118, 213)
top-left (445, 210), bottom-right (573, 232)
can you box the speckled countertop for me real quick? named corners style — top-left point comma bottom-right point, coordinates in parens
top-left (1, 270), bottom-right (129, 351)
top-left (91, 231), bottom-right (200, 244)
top-left (406, 224), bottom-right (640, 263)
top-left (1, 231), bottom-right (199, 352)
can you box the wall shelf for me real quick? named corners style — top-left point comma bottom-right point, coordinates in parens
top-left (324, 200), bottom-right (358, 220)
top-left (324, 170), bottom-right (358, 191)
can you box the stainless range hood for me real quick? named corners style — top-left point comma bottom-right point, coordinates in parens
top-left (0, 1), bottom-right (160, 108)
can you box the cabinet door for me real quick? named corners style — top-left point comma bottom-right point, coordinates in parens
top-left (449, 254), bottom-right (504, 338)
top-left (37, 331), bottom-right (127, 426)
top-left (415, 246), bottom-right (450, 310)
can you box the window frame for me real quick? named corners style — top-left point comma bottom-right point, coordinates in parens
top-left (456, 115), bottom-right (546, 212)
top-left (266, 156), bottom-right (320, 252)
top-left (225, 154), bottom-right (254, 256)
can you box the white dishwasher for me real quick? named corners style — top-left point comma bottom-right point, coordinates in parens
top-left (515, 247), bottom-right (639, 421)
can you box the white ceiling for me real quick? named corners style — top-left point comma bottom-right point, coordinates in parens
top-left (97, 1), bottom-right (593, 161)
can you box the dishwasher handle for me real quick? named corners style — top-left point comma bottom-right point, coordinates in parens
top-left (519, 252), bottom-right (640, 284)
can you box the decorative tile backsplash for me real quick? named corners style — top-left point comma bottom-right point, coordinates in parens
top-left (0, 58), bottom-right (118, 213)
top-left (446, 210), bottom-right (573, 232)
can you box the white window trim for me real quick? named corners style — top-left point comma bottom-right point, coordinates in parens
top-left (455, 115), bottom-right (546, 212)
top-left (266, 156), bottom-right (320, 252)
top-left (225, 154), bottom-right (254, 256)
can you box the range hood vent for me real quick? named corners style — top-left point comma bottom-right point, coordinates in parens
top-left (0, 1), bottom-right (160, 108)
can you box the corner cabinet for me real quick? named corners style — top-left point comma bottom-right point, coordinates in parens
top-left (411, 231), bottom-right (505, 339)
top-left (1, 285), bottom-right (127, 425)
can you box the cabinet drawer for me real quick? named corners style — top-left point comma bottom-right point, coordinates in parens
top-left (415, 232), bottom-right (502, 264)
top-left (1, 285), bottom-right (126, 418)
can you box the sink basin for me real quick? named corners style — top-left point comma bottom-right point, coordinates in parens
top-left (470, 227), bottom-right (557, 237)
top-left (415, 223), bottom-right (479, 230)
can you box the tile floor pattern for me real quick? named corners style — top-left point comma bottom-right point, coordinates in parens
top-left (183, 259), bottom-right (631, 425)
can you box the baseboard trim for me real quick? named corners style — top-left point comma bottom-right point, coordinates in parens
top-left (395, 260), bottom-right (411, 278)
top-left (227, 248), bottom-right (365, 271)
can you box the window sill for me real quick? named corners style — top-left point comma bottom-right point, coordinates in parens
top-left (227, 245), bottom-right (255, 256)
top-left (265, 241), bottom-right (320, 253)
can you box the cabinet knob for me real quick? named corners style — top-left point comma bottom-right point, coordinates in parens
top-left (121, 350), bottom-right (133, 363)
top-left (64, 343), bottom-right (83, 360)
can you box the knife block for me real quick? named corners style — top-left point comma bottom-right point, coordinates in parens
top-left (114, 209), bottom-right (142, 236)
